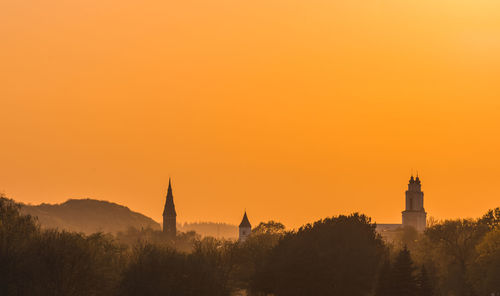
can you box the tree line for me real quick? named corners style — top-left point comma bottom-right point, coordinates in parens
top-left (1, 196), bottom-right (499, 296)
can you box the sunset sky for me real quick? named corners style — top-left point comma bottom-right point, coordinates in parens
top-left (1, 0), bottom-right (500, 227)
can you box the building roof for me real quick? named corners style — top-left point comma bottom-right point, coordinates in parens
top-left (239, 211), bottom-right (251, 228)
top-left (376, 224), bottom-right (402, 232)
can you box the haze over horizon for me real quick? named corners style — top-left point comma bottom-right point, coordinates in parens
top-left (2, 0), bottom-right (500, 228)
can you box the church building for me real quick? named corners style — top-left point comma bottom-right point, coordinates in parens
top-left (163, 178), bottom-right (177, 238)
top-left (402, 175), bottom-right (427, 231)
top-left (239, 211), bottom-right (251, 242)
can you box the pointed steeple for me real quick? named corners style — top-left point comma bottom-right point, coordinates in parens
top-left (163, 178), bottom-right (176, 217)
top-left (167, 178), bottom-right (173, 196)
top-left (239, 211), bottom-right (251, 228)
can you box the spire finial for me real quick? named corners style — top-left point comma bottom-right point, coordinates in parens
top-left (166, 178), bottom-right (173, 196)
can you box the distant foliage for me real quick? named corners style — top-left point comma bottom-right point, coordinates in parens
top-left (115, 226), bottom-right (200, 252)
top-left (179, 222), bottom-right (238, 239)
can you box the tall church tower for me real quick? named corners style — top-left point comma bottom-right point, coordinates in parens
top-left (163, 178), bottom-right (177, 238)
top-left (239, 211), bottom-right (251, 242)
top-left (402, 175), bottom-right (427, 231)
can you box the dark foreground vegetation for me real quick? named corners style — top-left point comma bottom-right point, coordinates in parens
top-left (1, 196), bottom-right (499, 296)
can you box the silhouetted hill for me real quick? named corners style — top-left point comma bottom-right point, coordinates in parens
top-left (20, 199), bottom-right (161, 234)
top-left (19, 198), bottom-right (239, 238)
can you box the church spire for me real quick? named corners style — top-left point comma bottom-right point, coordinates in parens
top-left (167, 177), bottom-right (173, 197)
top-left (163, 178), bottom-right (177, 237)
top-left (163, 178), bottom-right (176, 217)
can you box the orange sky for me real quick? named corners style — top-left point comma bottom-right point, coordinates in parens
top-left (1, 0), bottom-right (500, 228)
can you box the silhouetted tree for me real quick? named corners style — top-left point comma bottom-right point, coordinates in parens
top-left (424, 219), bottom-right (489, 296)
top-left (119, 239), bottom-right (234, 296)
top-left (252, 221), bottom-right (286, 235)
top-left (258, 213), bottom-right (386, 296)
top-left (192, 237), bottom-right (238, 292)
top-left (469, 228), bottom-right (500, 295)
top-left (0, 197), bottom-right (125, 296)
top-left (0, 197), bottom-right (39, 295)
top-left (232, 221), bottom-right (286, 293)
top-left (375, 259), bottom-right (394, 296)
top-left (391, 246), bottom-right (418, 296)
top-left (118, 244), bottom-right (188, 296)
top-left (479, 207), bottom-right (500, 230)
top-left (417, 266), bottom-right (433, 296)
top-left (23, 230), bottom-right (124, 296)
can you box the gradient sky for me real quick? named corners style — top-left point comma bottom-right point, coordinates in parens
top-left (1, 0), bottom-right (500, 228)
